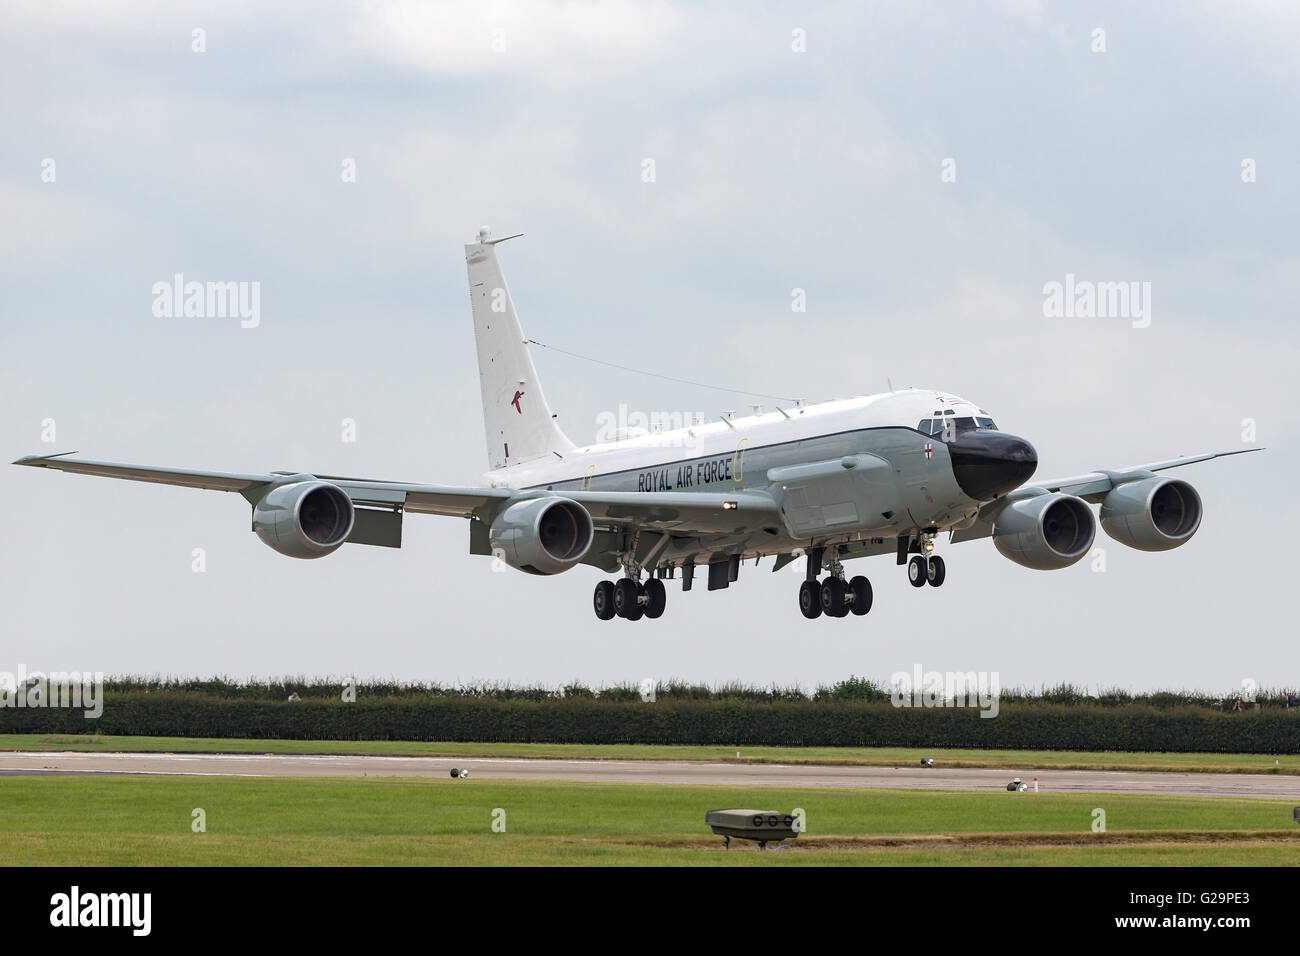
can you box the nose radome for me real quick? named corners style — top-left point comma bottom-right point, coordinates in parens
top-left (948, 432), bottom-right (1038, 501)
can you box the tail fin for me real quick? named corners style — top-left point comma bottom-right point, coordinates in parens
top-left (465, 228), bottom-right (575, 470)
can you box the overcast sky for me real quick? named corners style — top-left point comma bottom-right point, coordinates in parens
top-left (2, 0), bottom-right (1295, 694)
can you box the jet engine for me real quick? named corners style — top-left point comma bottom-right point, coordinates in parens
top-left (993, 492), bottom-right (1095, 570)
top-left (1100, 476), bottom-right (1201, 552)
top-left (489, 497), bottom-right (594, 575)
top-left (252, 480), bottom-right (355, 558)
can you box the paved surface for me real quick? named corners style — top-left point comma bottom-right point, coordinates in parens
top-left (1, 751), bottom-right (1299, 798)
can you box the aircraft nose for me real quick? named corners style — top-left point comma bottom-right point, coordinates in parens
top-left (948, 431), bottom-right (1038, 501)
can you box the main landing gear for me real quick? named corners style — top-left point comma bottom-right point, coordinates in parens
top-left (798, 548), bottom-right (873, 620)
top-left (593, 575), bottom-right (666, 622)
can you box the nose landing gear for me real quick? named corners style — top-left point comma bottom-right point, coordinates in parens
top-left (908, 553), bottom-right (945, 587)
top-left (905, 533), bottom-right (946, 589)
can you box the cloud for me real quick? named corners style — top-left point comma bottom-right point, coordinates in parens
top-left (349, 0), bottom-right (683, 82)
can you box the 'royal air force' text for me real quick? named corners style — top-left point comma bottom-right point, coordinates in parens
top-left (637, 456), bottom-right (735, 492)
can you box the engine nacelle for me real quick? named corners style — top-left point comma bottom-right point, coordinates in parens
top-left (1100, 476), bottom-right (1201, 552)
top-left (489, 497), bottom-right (594, 575)
top-left (252, 480), bottom-right (355, 559)
top-left (993, 492), bottom-right (1095, 570)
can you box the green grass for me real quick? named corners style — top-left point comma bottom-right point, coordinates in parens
top-left (1, 774), bottom-right (1297, 865)
top-left (3, 733), bottom-right (1295, 775)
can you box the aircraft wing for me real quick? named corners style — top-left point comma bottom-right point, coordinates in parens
top-left (11, 453), bottom-right (528, 520)
top-left (950, 447), bottom-right (1261, 543)
top-left (12, 453), bottom-right (778, 534)
top-left (11, 453), bottom-right (277, 493)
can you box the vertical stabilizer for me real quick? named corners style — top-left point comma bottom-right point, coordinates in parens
top-left (464, 227), bottom-right (575, 470)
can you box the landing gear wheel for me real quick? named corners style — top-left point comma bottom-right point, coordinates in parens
top-left (848, 576), bottom-right (873, 615)
top-left (643, 578), bottom-right (667, 619)
top-left (593, 580), bottom-right (616, 620)
top-left (908, 555), bottom-right (928, 588)
top-left (798, 580), bottom-right (823, 619)
top-left (821, 577), bottom-right (848, 617)
top-left (613, 578), bottom-right (640, 618)
top-left (926, 555), bottom-right (946, 587)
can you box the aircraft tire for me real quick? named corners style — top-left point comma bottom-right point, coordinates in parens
top-left (821, 577), bottom-right (848, 617)
top-left (644, 578), bottom-right (667, 618)
top-left (593, 580), bottom-right (616, 620)
top-left (613, 578), bottom-right (640, 618)
top-left (798, 580), bottom-right (822, 619)
top-left (908, 555), bottom-right (928, 588)
top-left (927, 555), bottom-right (946, 587)
top-left (849, 575), bottom-right (873, 615)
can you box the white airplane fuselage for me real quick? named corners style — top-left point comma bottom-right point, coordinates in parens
top-left (488, 387), bottom-right (1032, 559)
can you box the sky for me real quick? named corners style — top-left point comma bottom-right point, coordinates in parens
top-left (2, 0), bottom-right (1296, 694)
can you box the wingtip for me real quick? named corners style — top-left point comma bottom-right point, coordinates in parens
top-left (12, 451), bottom-right (79, 466)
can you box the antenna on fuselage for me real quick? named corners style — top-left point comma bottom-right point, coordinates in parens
top-left (887, 377), bottom-right (895, 392)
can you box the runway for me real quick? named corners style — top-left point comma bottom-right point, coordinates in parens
top-left (2, 751), bottom-right (1299, 798)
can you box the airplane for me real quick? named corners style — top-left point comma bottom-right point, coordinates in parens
top-left (14, 227), bottom-right (1261, 622)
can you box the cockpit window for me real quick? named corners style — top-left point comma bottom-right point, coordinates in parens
top-left (920, 415), bottom-right (998, 437)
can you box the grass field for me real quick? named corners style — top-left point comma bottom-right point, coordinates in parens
top-left (2, 733), bottom-right (1294, 775)
top-left (1, 774), bottom-right (1297, 865)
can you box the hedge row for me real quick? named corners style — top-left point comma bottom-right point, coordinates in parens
top-left (4, 693), bottom-right (1300, 753)
top-left (82, 676), bottom-right (1296, 708)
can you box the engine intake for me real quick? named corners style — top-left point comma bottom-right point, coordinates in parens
top-left (1100, 477), bottom-right (1201, 552)
top-left (253, 480), bottom-right (355, 559)
top-left (993, 492), bottom-right (1095, 570)
top-left (489, 497), bottom-right (594, 575)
